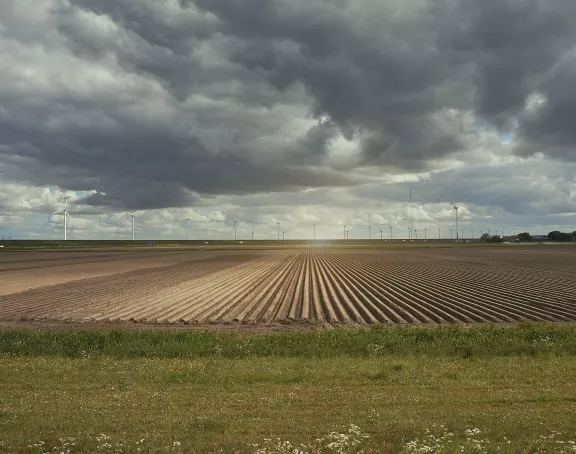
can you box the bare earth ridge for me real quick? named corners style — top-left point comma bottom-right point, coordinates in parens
top-left (0, 246), bottom-right (575, 327)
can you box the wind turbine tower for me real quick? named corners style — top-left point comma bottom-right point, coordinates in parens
top-left (185, 213), bottom-right (192, 241)
top-left (452, 200), bottom-right (460, 241)
top-left (409, 188), bottom-right (413, 240)
top-left (128, 209), bottom-right (140, 241)
top-left (233, 219), bottom-right (237, 241)
top-left (51, 197), bottom-right (72, 241)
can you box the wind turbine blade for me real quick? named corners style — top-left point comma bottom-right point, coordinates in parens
top-left (51, 210), bottom-right (63, 215)
top-left (64, 197), bottom-right (69, 210)
top-left (133, 209), bottom-right (140, 216)
top-left (66, 212), bottom-right (72, 218)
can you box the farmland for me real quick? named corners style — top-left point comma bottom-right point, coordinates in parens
top-left (1, 244), bottom-right (575, 327)
top-left (2, 244), bottom-right (576, 452)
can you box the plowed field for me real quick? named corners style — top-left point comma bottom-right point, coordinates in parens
top-left (1, 246), bottom-right (575, 326)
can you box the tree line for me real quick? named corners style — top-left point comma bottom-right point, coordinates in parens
top-left (481, 231), bottom-right (576, 242)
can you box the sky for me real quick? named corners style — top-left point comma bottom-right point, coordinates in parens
top-left (1, 0), bottom-right (575, 241)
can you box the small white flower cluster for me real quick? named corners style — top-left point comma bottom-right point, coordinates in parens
top-left (251, 438), bottom-right (308, 454)
top-left (533, 431), bottom-right (576, 454)
top-left (402, 426), bottom-right (576, 454)
top-left (403, 424), bottom-right (455, 454)
top-left (250, 424), bottom-right (370, 454)
top-left (318, 424), bottom-right (371, 454)
top-left (532, 334), bottom-right (555, 348)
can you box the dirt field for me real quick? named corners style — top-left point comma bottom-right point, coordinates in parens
top-left (0, 245), bottom-right (575, 327)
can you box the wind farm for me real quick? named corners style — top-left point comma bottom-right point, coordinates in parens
top-left (3, 187), bottom-right (575, 329)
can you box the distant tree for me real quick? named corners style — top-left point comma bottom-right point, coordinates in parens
top-left (480, 232), bottom-right (504, 243)
top-left (548, 231), bottom-right (573, 242)
top-left (517, 232), bottom-right (532, 241)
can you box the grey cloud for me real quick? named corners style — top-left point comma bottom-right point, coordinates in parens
top-left (1, 0), bottom-right (576, 214)
top-left (197, 0), bottom-right (576, 162)
top-left (349, 159), bottom-right (576, 217)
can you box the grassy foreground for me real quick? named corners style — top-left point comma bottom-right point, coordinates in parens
top-left (1, 325), bottom-right (576, 453)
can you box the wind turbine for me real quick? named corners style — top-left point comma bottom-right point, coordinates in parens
top-left (127, 209), bottom-right (140, 241)
top-left (408, 188), bottom-right (413, 240)
top-left (51, 197), bottom-right (72, 241)
top-left (452, 200), bottom-right (460, 241)
top-left (233, 219), bottom-right (237, 241)
top-left (389, 225), bottom-right (393, 240)
top-left (368, 225), bottom-right (371, 240)
top-left (313, 224), bottom-right (316, 240)
top-left (380, 228), bottom-right (383, 240)
top-left (343, 224), bottom-right (347, 240)
top-left (184, 213), bottom-right (192, 241)
top-left (277, 221), bottom-right (280, 240)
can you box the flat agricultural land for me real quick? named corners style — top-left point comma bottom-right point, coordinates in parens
top-left (1, 245), bottom-right (575, 327)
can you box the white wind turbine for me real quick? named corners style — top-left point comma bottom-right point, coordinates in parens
top-left (51, 197), bottom-right (72, 240)
top-left (127, 209), bottom-right (140, 240)
top-left (185, 213), bottom-right (192, 241)
top-left (452, 200), bottom-right (460, 241)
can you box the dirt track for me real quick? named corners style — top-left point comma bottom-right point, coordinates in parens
top-left (1, 246), bottom-right (575, 327)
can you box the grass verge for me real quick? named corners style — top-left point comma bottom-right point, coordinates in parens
top-left (1, 324), bottom-right (576, 453)
top-left (1, 324), bottom-right (576, 358)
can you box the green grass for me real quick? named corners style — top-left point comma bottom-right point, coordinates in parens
top-left (2, 325), bottom-right (576, 453)
top-left (1, 355), bottom-right (576, 453)
top-left (2, 324), bottom-right (575, 358)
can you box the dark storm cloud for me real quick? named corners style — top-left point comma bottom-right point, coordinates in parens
top-left (1, 0), bottom-right (575, 211)
top-left (196, 0), bottom-right (576, 161)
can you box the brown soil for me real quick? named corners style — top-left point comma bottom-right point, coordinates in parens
top-left (1, 246), bottom-right (575, 328)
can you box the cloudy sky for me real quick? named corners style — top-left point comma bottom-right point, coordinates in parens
top-left (1, 0), bottom-right (575, 241)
